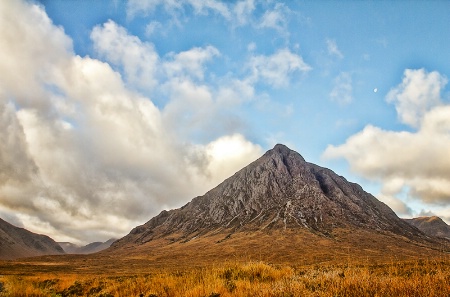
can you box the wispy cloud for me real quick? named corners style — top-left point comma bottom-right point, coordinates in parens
top-left (329, 72), bottom-right (352, 105)
top-left (247, 48), bottom-right (312, 88)
top-left (127, 0), bottom-right (289, 34)
top-left (256, 2), bottom-right (291, 34)
top-left (145, 21), bottom-right (163, 36)
top-left (326, 39), bottom-right (343, 59)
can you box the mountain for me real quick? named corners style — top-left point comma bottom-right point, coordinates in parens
top-left (0, 218), bottom-right (65, 260)
top-left (404, 216), bottom-right (450, 239)
top-left (59, 238), bottom-right (116, 254)
top-left (58, 242), bottom-right (80, 254)
top-left (109, 144), bottom-right (441, 265)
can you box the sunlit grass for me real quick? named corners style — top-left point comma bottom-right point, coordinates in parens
top-left (1, 259), bottom-right (449, 296)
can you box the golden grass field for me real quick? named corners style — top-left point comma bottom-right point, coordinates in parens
top-left (1, 259), bottom-right (450, 296)
top-left (1, 229), bottom-right (449, 296)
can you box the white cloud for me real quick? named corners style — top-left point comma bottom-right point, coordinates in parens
top-left (91, 20), bottom-right (160, 92)
top-left (127, 0), bottom-right (179, 18)
top-left (387, 68), bottom-right (447, 128)
top-left (188, 0), bottom-right (230, 19)
top-left (0, 0), bottom-right (72, 112)
top-left (233, 0), bottom-right (255, 26)
top-left (247, 42), bottom-right (257, 52)
top-left (127, 0), bottom-right (230, 20)
top-left (145, 21), bottom-right (163, 36)
top-left (92, 20), bottom-right (220, 84)
top-left (204, 134), bottom-right (262, 183)
top-left (247, 48), bottom-right (312, 88)
top-left (0, 0), bottom-right (263, 244)
top-left (326, 39), bottom-right (343, 59)
top-left (324, 69), bottom-right (450, 212)
top-left (127, 0), bottom-right (288, 33)
top-left (257, 3), bottom-right (291, 33)
top-left (163, 46), bottom-right (220, 80)
top-left (330, 72), bottom-right (352, 105)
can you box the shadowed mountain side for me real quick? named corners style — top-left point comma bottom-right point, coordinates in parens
top-left (0, 218), bottom-right (65, 260)
top-left (404, 216), bottom-right (450, 240)
top-left (108, 144), bottom-right (442, 262)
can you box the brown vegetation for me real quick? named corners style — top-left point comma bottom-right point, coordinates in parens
top-left (1, 259), bottom-right (449, 296)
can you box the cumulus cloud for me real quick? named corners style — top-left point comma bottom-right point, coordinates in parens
top-left (330, 72), bottom-right (352, 105)
top-left (247, 48), bottom-right (312, 87)
top-left (92, 21), bottom-right (220, 86)
top-left (0, 1), bottom-right (264, 244)
top-left (324, 69), bottom-right (450, 214)
top-left (91, 20), bottom-right (160, 91)
top-left (386, 68), bottom-right (447, 128)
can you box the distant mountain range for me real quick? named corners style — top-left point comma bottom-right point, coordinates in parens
top-left (404, 216), bottom-right (450, 239)
top-left (58, 238), bottom-right (116, 254)
top-left (108, 144), bottom-right (446, 264)
top-left (0, 218), bottom-right (64, 260)
top-left (0, 218), bottom-right (116, 260)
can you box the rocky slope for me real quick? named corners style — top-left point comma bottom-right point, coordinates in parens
top-left (404, 216), bottom-right (450, 239)
top-left (0, 218), bottom-right (65, 260)
top-left (112, 144), bottom-right (427, 251)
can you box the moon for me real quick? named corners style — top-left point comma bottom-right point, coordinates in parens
top-left (373, 88), bottom-right (378, 93)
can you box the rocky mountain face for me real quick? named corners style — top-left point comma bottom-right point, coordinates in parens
top-left (0, 218), bottom-right (65, 260)
top-left (113, 144), bottom-right (426, 249)
top-left (404, 216), bottom-right (450, 239)
top-left (59, 238), bottom-right (117, 254)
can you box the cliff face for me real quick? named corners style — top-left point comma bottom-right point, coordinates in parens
top-left (0, 218), bottom-right (65, 260)
top-left (113, 144), bottom-right (424, 248)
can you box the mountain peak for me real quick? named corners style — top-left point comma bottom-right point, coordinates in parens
top-left (268, 143), bottom-right (305, 162)
top-left (273, 143), bottom-right (290, 152)
top-left (113, 144), bottom-right (426, 250)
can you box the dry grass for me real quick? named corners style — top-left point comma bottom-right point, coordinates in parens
top-left (1, 259), bottom-right (450, 297)
top-left (1, 229), bottom-right (448, 296)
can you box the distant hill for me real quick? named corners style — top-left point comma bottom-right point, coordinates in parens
top-left (108, 144), bottom-right (441, 265)
top-left (0, 218), bottom-right (65, 260)
top-left (58, 238), bottom-right (116, 254)
top-left (404, 216), bottom-right (450, 239)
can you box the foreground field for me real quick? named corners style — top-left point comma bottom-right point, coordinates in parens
top-left (1, 259), bottom-right (449, 297)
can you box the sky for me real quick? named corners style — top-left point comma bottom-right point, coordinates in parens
top-left (1, 0), bottom-right (449, 244)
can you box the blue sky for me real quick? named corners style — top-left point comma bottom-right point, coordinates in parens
top-left (1, 0), bottom-right (449, 243)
